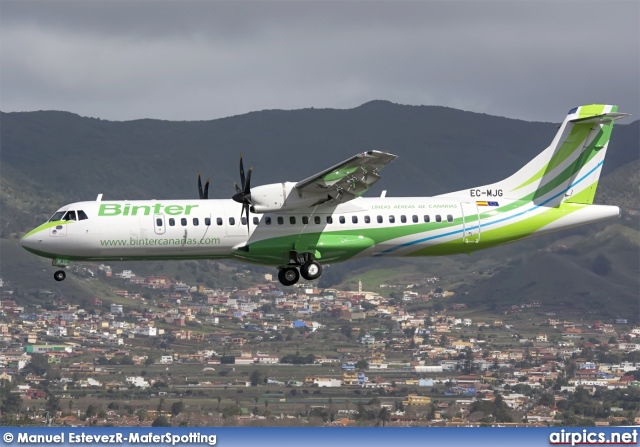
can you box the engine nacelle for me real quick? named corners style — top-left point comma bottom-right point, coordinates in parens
top-left (250, 182), bottom-right (325, 213)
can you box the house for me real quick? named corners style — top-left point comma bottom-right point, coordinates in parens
top-left (110, 304), bottom-right (124, 314)
top-left (314, 378), bottom-right (342, 387)
top-left (125, 376), bottom-right (150, 388)
top-left (402, 394), bottom-right (431, 406)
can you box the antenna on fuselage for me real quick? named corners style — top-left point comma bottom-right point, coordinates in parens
top-left (96, 194), bottom-right (103, 202)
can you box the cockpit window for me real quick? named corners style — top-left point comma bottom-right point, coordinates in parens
top-left (78, 210), bottom-right (89, 220)
top-left (63, 211), bottom-right (77, 221)
top-left (49, 211), bottom-right (66, 222)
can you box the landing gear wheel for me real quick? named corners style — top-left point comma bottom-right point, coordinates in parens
top-left (278, 267), bottom-right (300, 286)
top-left (54, 270), bottom-right (66, 282)
top-left (300, 261), bottom-right (323, 281)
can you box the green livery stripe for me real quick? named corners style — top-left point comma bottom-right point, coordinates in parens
top-left (323, 167), bottom-right (359, 182)
top-left (406, 203), bottom-right (584, 256)
top-left (565, 180), bottom-right (598, 205)
top-left (513, 124), bottom-right (593, 191)
top-left (23, 220), bottom-right (72, 239)
top-left (579, 104), bottom-right (606, 118)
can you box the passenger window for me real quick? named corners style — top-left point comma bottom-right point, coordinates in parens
top-left (193, 218), bottom-right (199, 226)
top-left (377, 216), bottom-right (383, 223)
top-left (253, 217), bottom-right (259, 225)
top-left (327, 216), bottom-right (333, 224)
top-left (314, 216), bottom-right (321, 224)
top-left (447, 214), bottom-right (453, 222)
top-left (339, 216), bottom-right (346, 224)
top-left (389, 215), bottom-right (395, 224)
top-left (229, 217), bottom-right (235, 225)
top-left (181, 218), bottom-right (187, 226)
top-left (277, 217), bottom-right (284, 225)
top-left (302, 216), bottom-right (309, 225)
top-left (435, 215), bottom-right (442, 223)
top-left (265, 217), bottom-right (272, 225)
top-left (290, 216), bottom-right (296, 225)
top-left (216, 217), bottom-right (223, 226)
top-left (401, 215), bottom-right (407, 223)
top-left (64, 211), bottom-right (77, 221)
top-left (205, 218), bottom-right (211, 226)
top-left (241, 217), bottom-right (247, 225)
top-left (169, 218), bottom-right (175, 227)
top-left (156, 218), bottom-right (163, 227)
top-left (364, 216), bottom-right (370, 224)
top-left (412, 215), bottom-right (418, 223)
top-left (352, 216), bottom-right (358, 224)
top-left (78, 210), bottom-right (89, 220)
top-left (424, 215), bottom-right (430, 223)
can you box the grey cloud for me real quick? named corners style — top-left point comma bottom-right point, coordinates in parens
top-left (1, 0), bottom-right (638, 121)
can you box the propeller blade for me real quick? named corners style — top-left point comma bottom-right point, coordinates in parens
top-left (203, 179), bottom-right (210, 200)
top-left (239, 154), bottom-right (246, 189)
top-left (244, 167), bottom-right (253, 194)
top-left (244, 204), bottom-right (251, 235)
top-left (198, 171), bottom-right (204, 200)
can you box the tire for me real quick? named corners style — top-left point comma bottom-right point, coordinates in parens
top-left (300, 261), bottom-right (323, 281)
top-left (54, 270), bottom-right (66, 282)
top-left (278, 267), bottom-right (299, 286)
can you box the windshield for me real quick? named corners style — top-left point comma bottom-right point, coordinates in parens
top-left (49, 211), bottom-right (66, 222)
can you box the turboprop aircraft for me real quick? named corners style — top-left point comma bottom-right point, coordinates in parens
top-left (20, 104), bottom-right (628, 286)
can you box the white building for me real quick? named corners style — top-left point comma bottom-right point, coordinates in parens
top-left (110, 304), bottom-right (124, 314)
top-left (134, 326), bottom-right (157, 337)
top-left (314, 378), bottom-right (342, 387)
top-left (126, 376), bottom-right (150, 388)
top-left (47, 326), bottom-right (67, 337)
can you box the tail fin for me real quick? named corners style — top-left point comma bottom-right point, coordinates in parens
top-left (439, 104), bottom-right (629, 206)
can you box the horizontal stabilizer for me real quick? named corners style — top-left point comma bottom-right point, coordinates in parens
top-left (570, 112), bottom-right (630, 124)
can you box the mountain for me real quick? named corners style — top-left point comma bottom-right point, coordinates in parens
top-left (1, 102), bottom-right (638, 317)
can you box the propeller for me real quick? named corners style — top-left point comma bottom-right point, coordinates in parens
top-left (232, 154), bottom-right (253, 233)
top-left (197, 171), bottom-right (210, 200)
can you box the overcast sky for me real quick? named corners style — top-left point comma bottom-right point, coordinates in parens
top-left (1, 0), bottom-right (638, 122)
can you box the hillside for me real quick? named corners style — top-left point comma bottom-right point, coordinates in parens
top-left (0, 102), bottom-right (638, 316)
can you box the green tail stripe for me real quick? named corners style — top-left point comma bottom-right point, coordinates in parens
top-left (514, 124), bottom-right (593, 191)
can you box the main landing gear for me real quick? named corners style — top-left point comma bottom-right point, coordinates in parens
top-left (54, 270), bottom-right (66, 281)
top-left (277, 252), bottom-right (323, 286)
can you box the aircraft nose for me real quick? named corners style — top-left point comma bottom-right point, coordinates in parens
top-left (20, 232), bottom-right (42, 251)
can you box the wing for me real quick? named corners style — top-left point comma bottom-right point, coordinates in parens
top-left (295, 150), bottom-right (397, 205)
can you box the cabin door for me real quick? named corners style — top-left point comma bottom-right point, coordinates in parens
top-left (153, 213), bottom-right (166, 235)
top-left (460, 202), bottom-right (480, 244)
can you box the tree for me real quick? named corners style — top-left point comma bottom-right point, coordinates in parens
top-left (250, 370), bottom-right (262, 387)
top-left (355, 360), bottom-right (369, 370)
top-left (539, 393), bottom-right (555, 407)
top-left (21, 354), bottom-right (50, 377)
top-left (1, 393), bottom-right (22, 415)
top-left (171, 401), bottom-right (184, 417)
top-left (45, 394), bottom-right (61, 414)
top-left (152, 416), bottom-right (171, 427)
top-left (378, 407), bottom-right (390, 427)
top-left (85, 405), bottom-right (97, 419)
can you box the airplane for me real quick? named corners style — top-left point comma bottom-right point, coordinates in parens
top-left (20, 104), bottom-right (628, 286)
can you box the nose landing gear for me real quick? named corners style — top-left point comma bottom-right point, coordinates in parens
top-left (54, 270), bottom-right (66, 281)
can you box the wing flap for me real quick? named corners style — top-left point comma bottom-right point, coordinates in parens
top-left (295, 151), bottom-right (396, 204)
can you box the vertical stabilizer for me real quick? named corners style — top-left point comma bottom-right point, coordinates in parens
top-left (438, 105), bottom-right (629, 206)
